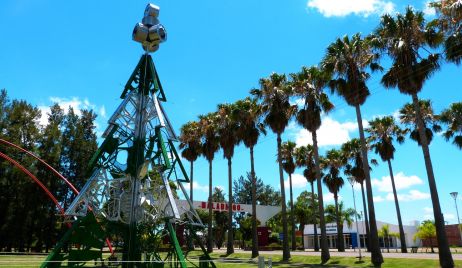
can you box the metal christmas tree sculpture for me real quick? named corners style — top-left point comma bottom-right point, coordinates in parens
top-left (42, 4), bottom-right (214, 268)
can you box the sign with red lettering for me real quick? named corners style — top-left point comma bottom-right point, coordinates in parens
top-left (200, 201), bottom-right (243, 212)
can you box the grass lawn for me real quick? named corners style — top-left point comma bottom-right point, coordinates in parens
top-left (0, 251), bottom-right (461, 267)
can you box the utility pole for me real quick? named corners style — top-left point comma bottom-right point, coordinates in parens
top-left (348, 177), bottom-right (362, 261)
top-left (450, 192), bottom-right (462, 246)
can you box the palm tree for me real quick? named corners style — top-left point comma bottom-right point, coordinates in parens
top-left (341, 138), bottom-right (372, 252)
top-left (233, 97), bottom-right (266, 258)
top-left (440, 102), bottom-right (462, 149)
top-left (366, 116), bottom-right (408, 253)
top-left (198, 112), bottom-right (221, 253)
top-left (322, 149), bottom-right (346, 252)
top-left (375, 7), bottom-right (453, 266)
top-left (251, 73), bottom-right (295, 261)
top-left (431, 0), bottom-right (462, 64)
top-left (399, 100), bottom-right (442, 146)
top-left (294, 145), bottom-right (319, 252)
top-left (179, 121), bottom-right (202, 202)
top-left (322, 33), bottom-right (383, 265)
top-left (290, 66), bottom-right (333, 262)
top-left (324, 201), bottom-right (357, 240)
top-left (217, 103), bottom-right (241, 255)
top-left (281, 140), bottom-right (297, 251)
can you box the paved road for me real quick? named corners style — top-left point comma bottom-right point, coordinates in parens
top-left (214, 248), bottom-right (462, 260)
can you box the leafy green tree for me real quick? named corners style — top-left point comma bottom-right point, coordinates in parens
top-left (415, 220), bottom-right (437, 253)
top-left (374, 7), bottom-right (452, 266)
top-left (251, 73), bottom-right (295, 260)
top-left (37, 104), bottom-right (65, 252)
top-left (179, 121), bottom-right (202, 202)
top-left (322, 149), bottom-right (346, 252)
top-left (294, 190), bottom-right (318, 249)
top-left (281, 140), bottom-right (297, 251)
top-left (294, 145), bottom-right (319, 251)
top-left (1, 99), bottom-right (41, 252)
top-left (366, 116), bottom-right (408, 253)
top-left (212, 187), bottom-right (229, 249)
top-left (440, 102), bottom-right (462, 149)
top-left (290, 66), bottom-right (333, 261)
top-left (198, 112), bottom-right (221, 253)
top-left (233, 97), bottom-right (266, 258)
top-left (322, 32), bottom-right (384, 266)
top-left (233, 173), bottom-right (281, 206)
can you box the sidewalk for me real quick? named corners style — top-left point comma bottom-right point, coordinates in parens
top-left (213, 248), bottom-right (462, 260)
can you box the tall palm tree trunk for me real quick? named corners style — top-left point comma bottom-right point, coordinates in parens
top-left (312, 131), bottom-right (330, 263)
top-left (311, 182), bottom-right (319, 252)
top-left (250, 146), bottom-right (259, 258)
top-left (190, 160), bottom-right (194, 202)
top-left (277, 134), bottom-right (290, 261)
top-left (289, 174), bottom-right (296, 251)
top-left (387, 159), bottom-right (407, 253)
top-left (411, 94), bottom-right (454, 267)
top-left (360, 183), bottom-right (371, 252)
top-left (207, 160), bottom-right (213, 253)
top-left (334, 194), bottom-right (345, 252)
top-left (227, 157), bottom-right (234, 255)
top-left (355, 104), bottom-right (383, 266)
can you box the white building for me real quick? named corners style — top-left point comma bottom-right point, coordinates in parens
top-left (303, 220), bottom-right (421, 249)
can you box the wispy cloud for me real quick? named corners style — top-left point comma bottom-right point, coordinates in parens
top-left (306, 0), bottom-right (395, 17)
top-left (184, 181), bottom-right (209, 193)
top-left (290, 116), bottom-right (365, 147)
top-left (285, 173), bottom-right (308, 189)
top-left (423, 1), bottom-right (436, 16)
top-left (38, 96), bottom-right (105, 126)
top-left (372, 172), bottom-right (423, 193)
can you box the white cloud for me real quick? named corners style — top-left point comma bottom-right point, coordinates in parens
top-left (423, 1), bottom-right (436, 16)
top-left (323, 192), bottom-right (342, 203)
top-left (184, 181), bottom-right (209, 193)
top-left (38, 106), bottom-right (51, 126)
top-left (423, 207), bottom-right (433, 214)
top-left (290, 98), bottom-right (306, 107)
top-left (307, 0), bottom-right (395, 17)
top-left (285, 173), bottom-right (308, 189)
top-left (371, 172), bottom-right (423, 193)
top-left (374, 196), bottom-right (385, 202)
top-left (38, 96), bottom-right (105, 126)
top-left (386, 190), bottom-right (430, 201)
top-left (99, 106), bottom-right (106, 118)
top-left (292, 116), bottom-right (359, 147)
top-left (422, 207), bottom-right (457, 222)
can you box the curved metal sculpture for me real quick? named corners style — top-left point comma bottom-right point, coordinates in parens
top-left (0, 144), bottom-right (115, 258)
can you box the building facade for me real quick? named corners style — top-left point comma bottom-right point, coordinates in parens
top-left (303, 220), bottom-right (421, 249)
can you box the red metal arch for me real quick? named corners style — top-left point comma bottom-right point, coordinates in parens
top-left (0, 151), bottom-right (65, 215)
top-left (0, 141), bottom-right (113, 254)
top-left (0, 139), bottom-right (79, 194)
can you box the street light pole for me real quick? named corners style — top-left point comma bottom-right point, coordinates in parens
top-left (450, 192), bottom-right (462, 246)
top-left (348, 177), bottom-right (362, 261)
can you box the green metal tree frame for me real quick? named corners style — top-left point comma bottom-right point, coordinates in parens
top-left (41, 54), bottom-right (215, 268)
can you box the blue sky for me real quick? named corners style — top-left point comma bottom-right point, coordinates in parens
top-left (1, 0), bottom-right (462, 226)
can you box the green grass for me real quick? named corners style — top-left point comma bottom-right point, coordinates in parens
top-left (0, 251), bottom-right (461, 267)
top-left (207, 252), bottom-right (462, 268)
